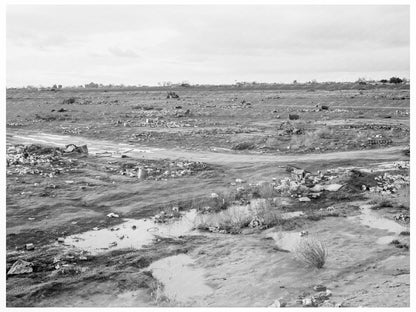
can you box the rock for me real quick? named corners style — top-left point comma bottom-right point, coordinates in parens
top-left (310, 192), bottom-right (321, 198)
top-left (7, 259), bottom-right (33, 275)
top-left (300, 230), bottom-right (309, 237)
top-left (310, 184), bottom-right (324, 192)
top-left (298, 197), bottom-right (311, 202)
top-left (107, 212), bottom-right (119, 218)
top-left (64, 144), bottom-right (88, 154)
top-left (302, 297), bottom-right (315, 307)
top-left (313, 285), bottom-right (327, 292)
top-left (65, 144), bottom-right (76, 153)
top-left (57, 237), bottom-right (65, 243)
top-left (312, 289), bottom-right (332, 304)
top-left (235, 178), bottom-right (246, 183)
top-left (324, 184), bottom-right (343, 192)
top-left (270, 299), bottom-right (287, 307)
top-left (289, 114), bottom-right (300, 120)
top-left (211, 192), bottom-right (219, 199)
top-left (249, 216), bottom-right (264, 228)
top-left (25, 243), bottom-right (35, 250)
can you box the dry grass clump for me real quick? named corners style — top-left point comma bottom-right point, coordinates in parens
top-left (315, 126), bottom-right (334, 139)
top-left (194, 205), bottom-right (251, 234)
top-left (295, 237), bottom-right (327, 269)
top-left (257, 182), bottom-right (277, 199)
top-left (367, 184), bottom-right (409, 210)
top-left (194, 199), bottom-right (283, 233)
top-left (249, 198), bottom-right (282, 228)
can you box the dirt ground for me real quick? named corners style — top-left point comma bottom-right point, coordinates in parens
top-left (6, 85), bottom-right (410, 307)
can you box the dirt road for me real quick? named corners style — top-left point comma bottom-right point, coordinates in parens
top-left (7, 130), bottom-right (407, 166)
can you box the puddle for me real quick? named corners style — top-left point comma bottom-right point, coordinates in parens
top-left (149, 254), bottom-right (213, 304)
top-left (62, 210), bottom-right (197, 255)
top-left (349, 205), bottom-right (407, 235)
top-left (266, 231), bottom-right (304, 252)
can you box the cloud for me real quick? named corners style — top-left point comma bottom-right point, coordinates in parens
top-left (6, 5), bottom-right (410, 87)
top-left (108, 47), bottom-right (140, 58)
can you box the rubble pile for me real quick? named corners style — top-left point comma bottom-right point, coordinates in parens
top-left (6, 144), bottom-right (86, 177)
top-left (273, 168), bottom-right (342, 199)
top-left (343, 124), bottom-right (409, 132)
top-left (116, 159), bottom-right (210, 180)
top-left (367, 172), bottom-right (409, 195)
top-left (191, 126), bottom-right (258, 136)
top-left (139, 118), bottom-right (196, 128)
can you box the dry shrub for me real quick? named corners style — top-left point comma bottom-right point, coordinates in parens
top-left (249, 198), bottom-right (282, 228)
top-left (315, 127), bottom-right (334, 139)
top-left (295, 237), bottom-right (327, 269)
top-left (257, 182), bottom-right (277, 199)
top-left (194, 205), bottom-right (251, 233)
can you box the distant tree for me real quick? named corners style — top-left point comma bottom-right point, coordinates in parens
top-left (293, 80), bottom-right (297, 84)
top-left (389, 77), bottom-right (403, 84)
top-left (356, 77), bottom-right (367, 85)
top-left (85, 82), bottom-right (99, 88)
top-left (380, 79), bottom-right (388, 84)
top-left (58, 84), bottom-right (62, 89)
top-left (52, 84), bottom-right (58, 89)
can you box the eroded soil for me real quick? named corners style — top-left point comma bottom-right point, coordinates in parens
top-left (6, 86), bottom-right (410, 307)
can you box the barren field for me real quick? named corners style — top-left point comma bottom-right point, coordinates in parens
top-left (6, 85), bottom-right (410, 307)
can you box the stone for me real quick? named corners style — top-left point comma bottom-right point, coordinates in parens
top-left (310, 184), bottom-right (324, 192)
top-left (302, 298), bottom-right (315, 307)
top-left (300, 230), bottom-right (309, 237)
top-left (313, 285), bottom-right (327, 292)
top-left (298, 197), bottom-right (311, 202)
top-left (7, 259), bottom-right (33, 275)
top-left (57, 237), bottom-right (65, 243)
top-left (25, 243), bottom-right (35, 250)
top-left (269, 299), bottom-right (287, 307)
top-left (310, 192), bottom-right (321, 198)
top-left (324, 184), bottom-right (343, 192)
top-left (107, 212), bottom-right (119, 218)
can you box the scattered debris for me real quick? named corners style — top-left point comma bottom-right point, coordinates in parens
top-left (269, 299), bottom-right (287, 307)
top-left (7, 259), bottom-right (33, 275)
top-left (107, 213), bottom-right (120, 218)
top-left (25, 243), bottom-right (35, 250)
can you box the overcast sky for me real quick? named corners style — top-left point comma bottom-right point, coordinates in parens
top-left (6, 5), bottom-right (410, 87)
